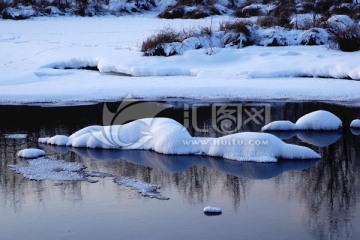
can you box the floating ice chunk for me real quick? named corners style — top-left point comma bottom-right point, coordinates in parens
top-left (39, 118), bottom-right (320, 162)
top-left (262, 110), bottom-right (342, 131)
top-left (261, 121), bottom-right (299, 131)
top-left (4, 134), bottom-right (28, 139)
top-left (295, 110), bottom-right (342, 130)
top-left (9, 157), bottom-right (85, 181)
top-left (204, 206), bottom-right (222, 215)
top-left (17, 148), bottom-right (46, 158)
top-left (350, 119), bottom-right (360, 128)
top-left (114, 176), bottom-right (169, 200)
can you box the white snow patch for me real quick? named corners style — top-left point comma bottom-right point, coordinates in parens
top-left (17, 148), bottom-right (46, 158)
top-left (296, 110), bottom-right (342, 130)
top-left (261, 121), bottom-right (299, 131)
top-left (262, 110), bottom-right (342, 131)
top-left (114, 176), bottom-right (169, 200)
top-left (9, 157), bottom-right (85, 181)
top-left (47, 135), bottom-right (71, 145)
top-left (3, 134), bottom-right (27, 139)
top-left (1, 17), bottom-right (360, 103)
top-left (204, 206), bottom-right (222, 214)
top-left (39, 118), bottom-right (321, 162)
top-left (350, 119), bottom-right (360, 128)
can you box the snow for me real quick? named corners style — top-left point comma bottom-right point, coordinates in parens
top-left (114, 176), bottom-right (169, 200)
top-left (2, 6), bottom-right (36, 20)
top-left (0, 17), bottom-right (360, 104)
top-left (327, 15), bottom-right (355, 31)
top-left (17, 148), bottom-right (46, 158)
top-left (261, 121), bottom-right (299, 131)
top-left (350, 119), bottom-right (360, 128)
top-left (203, 206), bottom-right (222, 214)
top-left (3, 134), bottom-right (28, 139)
top-left (295, 110), bottom-right (342, 130)
top-left (9, 157), bottom-right (85, 181)
top-left (38, 117), bottom-right (321, 162)
top-left (262, 110), bottom-right (342, 131)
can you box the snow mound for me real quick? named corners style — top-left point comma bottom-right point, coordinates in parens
top-left (17, 148), bottom-right (46, 158)
top-left (261, 121), bottom-right (299, 131)
top-left (39, 118), bottom-right (320, 162)
top-left (9, 157), bottom-right (85, 181)
top-left (4, 134), bottom-right (27, 139)
top-left (114, 176), bottom-right (169, 200)
top-left (295, 110), bottom-right (342, 130)
top-left (262, 110), bottom-right (342, 131)
top-left (204, 206), bottom-right (222, 215)
top-left (350, 119), bottom-right (360, 128)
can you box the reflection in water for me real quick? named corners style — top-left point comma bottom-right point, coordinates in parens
top-left (270, 131), bottom-right (342, 147)
top-left (351, 127), bottom-right (360, 136)
top-left (1, 101), bottom-right (360, 240)
top-left (41, 145), bottom-right (319, 180)
top-left (296, 131), bottom-right (342, 147)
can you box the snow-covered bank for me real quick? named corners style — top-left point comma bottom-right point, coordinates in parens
top-left (1, 17), bottom-right (360, 103)
top-left (38, 118), bottom-right (320, 162)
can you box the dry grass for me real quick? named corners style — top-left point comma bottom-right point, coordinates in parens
top-left (219, 20), bottom-right (252, 35)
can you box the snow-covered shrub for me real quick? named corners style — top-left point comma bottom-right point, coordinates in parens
top-left (329, 24), bottom-right (360, 52)
top-left (142, 28), bottom-right (184, 56)
top-left (219, 20), bottom-right (253, 47)
top-left (2, 5), bottom-right (36, 20)
top-left (254, 26), bottom-right (298, 46)
top-left (268, 0), bottom-right (296, 27)
top-left (158, 0), bottom-right (227, 19)
top-left (235, 3), bottom-right (273, 18)
top-left (257, 15), bottom-right (283, 28)
top-left (328, 15), bottom-right (360, 52)
top-left (299, 28), bottom-right (329, 45)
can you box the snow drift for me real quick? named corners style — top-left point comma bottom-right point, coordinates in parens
top-left (262, 110), bottom-right (342, 131)
top-left (38, 118), bottom-right (320, 162)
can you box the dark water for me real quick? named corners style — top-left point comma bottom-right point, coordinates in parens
top-left (0, 101), bottom-right (360, 240)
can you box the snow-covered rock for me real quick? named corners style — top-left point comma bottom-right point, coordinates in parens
top-left (17, 148), bottom-right (46, 158)
top-left (204, 206), bottom-right (222, 214)
top-left (295, 110), bottom-right (342, 130)
top-left (10, 157), bottom-right (86, 181)
top-left (350, 119), bottom-right (360, 128)
top-left (39, 118), bottom-right (320, 162)
top-left (262, 110), bottom-right (342, 131)
top-left (261, 121), bottom-right (299, 131)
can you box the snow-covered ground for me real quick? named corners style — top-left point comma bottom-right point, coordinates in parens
top-left (1, 16), bottom-right (360, 104)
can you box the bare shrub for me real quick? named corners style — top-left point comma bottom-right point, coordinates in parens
top-left (256, 16), bottom-right (281, 28)
top-left (141, 28), bottom-right (183, 56)
top-left (219, 20), bottom-right (252, 35)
